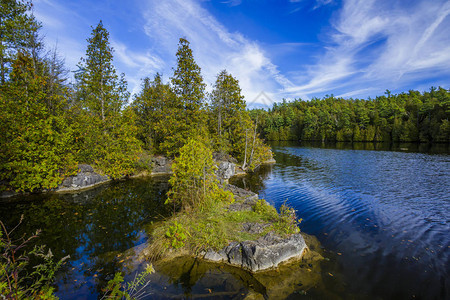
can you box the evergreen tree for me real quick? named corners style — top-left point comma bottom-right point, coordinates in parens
top-left (0, 52), bottom-right (76, 192)
top-left (171, 38), bottom-right (206, 111)
top-left (74, 20), bottom-right (128, 121)
top-left (73, 21), bottom-right (140, 178)
top-left (159, 38), bottom-right (207, 156)
top-left (0, 0), bottom-right (40, 84)
top-left (210, 70), bottom-right (247, 153)
top-left (132, 73), bottom-right (175, 152)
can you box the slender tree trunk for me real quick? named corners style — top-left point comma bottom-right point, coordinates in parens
top-left (242, 128), bottom-right (248, 169)
top-left (0, 53), bottom-right (4, 85)
top-left (101, 77), bottom-right (105, 121)
top-left (0, 41), bottom-right (5, 85)
top-left (248, 116), bottom-right (258, 168)
top-left (0, 17), bottom-right (4, 85)
top-left (218, 105), bottom-right (222, 137)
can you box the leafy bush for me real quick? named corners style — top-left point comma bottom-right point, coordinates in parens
top-left (167, 137), bottom-right (225, 212)
top-left (165, 221), bottom-right (188, 249)
top-left (273, 203), bottom-right (301, 235)
top-left (253, 199), bottom-right (278, 221)
top-left (0, 217), bottom-right (69, 299)
top-left (101, 264), bottom-right (154, 300)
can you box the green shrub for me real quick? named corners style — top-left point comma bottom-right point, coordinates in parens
top-left (253, 199), bottom-right (278, 221)
top-left (273, 203), bottom-right (301, 235)
top-left (101, 264), bottom-right (154, 300)
top-left (165, 221), bottom-right (188, 249)
top-left (0, 218), bottom-right (69, 299)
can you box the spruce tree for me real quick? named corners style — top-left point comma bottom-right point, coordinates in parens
top-left (73, 21), bottom-right (140, 178)
top-left (0, 0), bottom-right (40, 84)
top-left (159, 38), bottom-right (207, 156)
top-left (74, 20), bottom-right (128, 121)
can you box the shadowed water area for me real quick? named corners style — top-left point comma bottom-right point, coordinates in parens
top-left (0, 142), bottom-right (449, 299)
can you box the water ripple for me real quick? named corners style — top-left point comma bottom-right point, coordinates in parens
top-left (233, 143), bottom-right (450, 299)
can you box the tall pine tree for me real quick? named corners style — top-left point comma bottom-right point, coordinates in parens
top-left (210, 70), bottom-right (248, 154)
top-left (74, 20), bottom-right (128, 121)
top-left (73, 21), bottom-right (140, 178)
top-left (0, 0), bottom-right (40, 84)
top-left (159, 38), bottom-right (207, 156)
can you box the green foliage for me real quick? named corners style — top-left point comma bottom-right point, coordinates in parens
top-left (72, 21), bottom-right (141, 179)
top-left (101, 263), bottom-right (154, 300)
top-left (74, 20), bottom-right (129, 121)
top-left (0, 52), bottom-right (77, 192)
top-left (0, 218), bottom-right (69, 299)
top-left (0, 0), bottom-right (40, 84)
top-left (272, 204), bottom-right (301, 236)
top-left (165, 221), bottom-right (188, 249)
top-left (255, 88), bottom-right (450, 143)
top-left (132, 73), bottom-right (175, 152)
top-left (209, 70), bottom-right (247, 154)
top-left (253, 200), bottom-right (278, 221)
top-left (157, 38), bottom-right (207, 156)
top-left (208, 70), bottom-right (273, 170)
top-left (167, 136), bottom-right (225, 211)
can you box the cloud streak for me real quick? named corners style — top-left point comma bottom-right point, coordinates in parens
top-left (141, 0), bottom-right (293, 104)
top-left (284, 0), bottom-right (450, 99)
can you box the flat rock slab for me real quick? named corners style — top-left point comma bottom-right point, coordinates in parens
top-left (204, 232), bottom-right (307, 272)
top-left (242, 222), bottom-right (271, 234)
top-left (225, 184), bottom-right (258, 202)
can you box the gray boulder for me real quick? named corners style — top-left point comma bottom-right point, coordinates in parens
top-left (60, 164), bottom-right (108, 189)
top-left (216, 161), bottom-right (235, 180)
top-left (204, 232), bottom-right (307, 272)
top-left (151, 156), bottom-right (172, 174)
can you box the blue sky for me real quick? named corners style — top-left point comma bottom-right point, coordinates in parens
top-left (34, 0), bottom-right (450, 106)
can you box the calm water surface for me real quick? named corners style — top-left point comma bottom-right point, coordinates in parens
top-left (0, 142), bottom-right (449, 299)
top-left (231, 142), bottom-right (450, 299)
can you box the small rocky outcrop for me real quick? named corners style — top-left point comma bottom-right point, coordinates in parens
top-left (225, 184), bottom-right (258, 202)
top-left (242, 222), bottom-right (271, 234)
top-left (151, 156), bottom-right (172, 175)
top-left (202, 184), bottom-right (308, 272)
top-left (58, 164), bottom-right (109, 191)
top-left (204, 231), bottom-right (307, 272)
top-left (213, 152), bottom-right (238, 164)
top-left (225, 185), bottom-right (259, 212)
top-left (216, 161), bottom-right (236, 181)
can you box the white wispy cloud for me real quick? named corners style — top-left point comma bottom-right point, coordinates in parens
top-left (33, 0), bottom-right (450, 104)
top-left (141, 0), bottom-right (293, 104)
top-left (284, 0), bottom-right (450, 99)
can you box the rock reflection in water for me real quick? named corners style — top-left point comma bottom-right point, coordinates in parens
top-left (147, 234), bottom-right (344, 299)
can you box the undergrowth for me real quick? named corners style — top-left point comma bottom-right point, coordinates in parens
top-left (146, 197), bottom-right (301, 260)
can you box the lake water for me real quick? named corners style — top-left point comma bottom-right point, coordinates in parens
top-left (0, 142), bottom-right (449, 299)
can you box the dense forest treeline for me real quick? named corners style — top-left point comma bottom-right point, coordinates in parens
top-left (0, 1), bottom-right (270, 193)
top-left (251, 88), bottom-right (450, 143)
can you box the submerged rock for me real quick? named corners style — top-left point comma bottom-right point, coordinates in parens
top-left (204, 231), bottom-right (307, 272)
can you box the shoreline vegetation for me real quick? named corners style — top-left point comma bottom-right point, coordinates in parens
top-left (252, 88), bottom-right (450, 144)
